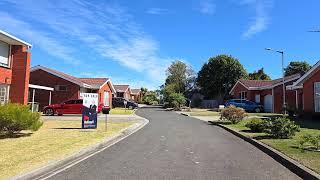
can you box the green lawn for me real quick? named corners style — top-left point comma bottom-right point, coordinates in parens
top-left (225, 119), bottom-right (320, 174)
top-left (110, 108), bottom-right (135, 115)
top-left (0, 120), bottom-right (134, 179)
top-left (188, 108), bottom-right (282, 118)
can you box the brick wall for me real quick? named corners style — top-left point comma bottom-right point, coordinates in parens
top-left (303, 69), bottom-right (320, 113)
top-left (98, 81), bottom-right (113, 108)
top-left (9, 45), bottom-right (30, 104)
top-left (29, 69), bottom-right (80, 110)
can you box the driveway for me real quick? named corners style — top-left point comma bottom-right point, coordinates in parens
top-left (46, 106), bottom-right (300, 180)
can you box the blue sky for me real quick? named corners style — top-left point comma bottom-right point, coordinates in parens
top-left (0, 0), bottom-right (319, 90)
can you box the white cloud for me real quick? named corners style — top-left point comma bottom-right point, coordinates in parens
top-left (146, 8), bottom-right (169, 15)
top-left (0, 0), bottom-right (172, 88)
top-left (199, 0), bottom-right (216, 15)
top-left (0, 12), bottom-right (80, 65)
top-left (241, 0), bottom-right (273, 39)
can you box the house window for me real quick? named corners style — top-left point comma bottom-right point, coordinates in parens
top-left (55, 85), bottom-right (68, 92)
top-left (240, 91), bottom-right (247, 100)
top-left (0, 85), bottom-right (9, 105)
top-left (0, 41), bottom-right (10, 67)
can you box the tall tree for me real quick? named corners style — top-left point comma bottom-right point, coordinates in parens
top-left (197, 55), bottom-right (248, 101)
top-left (165, 60), bottom-right (194, 94)
top-left (284, 61), bottom-right (311, 76)
top-left (249, 68), bottom-right (271, 80)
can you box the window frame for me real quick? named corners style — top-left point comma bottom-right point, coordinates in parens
top-left (0, 85), bottom-right (10, 105)
top-left (240, 91), bottom-right (247, 100)
top-left (55, 85), bottom-right (68, 92)
top-left (0, 40), bottom-right (11, 68)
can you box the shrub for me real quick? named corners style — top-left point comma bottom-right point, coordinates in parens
top-left (267, 118), bottom-right (300, 139)
top-left (0, 103), bottom-right (42, 134)
top-left (245, 118), bottom-right (268, 133)
top-left (220, 105), bottom-right (246, 124)
top-left (168, 93), bottom-right (186, 110)
top-left (298, 134), bottom-right (320, 152)
top-left (151, 101), bottom-right (159, 105)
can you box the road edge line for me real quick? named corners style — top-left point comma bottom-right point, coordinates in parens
top-left (12, 115), bottom-right (149, 180)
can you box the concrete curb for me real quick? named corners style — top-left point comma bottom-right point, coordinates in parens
top-left (212, 122), bottom-right (320, 180)
top-left (12, 115), bottom-right (149, 180)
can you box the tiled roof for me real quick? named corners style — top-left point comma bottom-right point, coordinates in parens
top-left (239, 74), bottom-right (301, 88)
top-left (131, 89), bottom-right (141, 94)
top-left (79, 78), bottom-right (109, 87)
top-left (31, 65), bottom-right (86, 86)
top-left (114, 85), bottom-right (129, 92)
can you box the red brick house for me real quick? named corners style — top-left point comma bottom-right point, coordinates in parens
top-left (29, 65), bottom-right (115, 110)
top-left (0, 30), bottom-right (32, 105)
top-left (131, 89), bottom-right (142, 102)
top-left (229, 74), bottom-right (301, 113)
top-left (114, 85), bottom-right (132, 100)
top-left (287, 61), bottom-right (320, 114)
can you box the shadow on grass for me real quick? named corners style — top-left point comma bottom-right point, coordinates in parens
top-left (0, 132), bottom-right (33, 139)
top-left (290, 145), bottom-right (320, 152)
top-left (208, 121), bottom-right (232, 125)
top-left (294, 119), bottom-right (320, 130)
top-left (53, 127), bottom-right (83, 130)
top-left (253, 135), bottom-right (275, 140)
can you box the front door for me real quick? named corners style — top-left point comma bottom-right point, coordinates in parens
top-left (104, 91), bottom-right (110, 106)
top-left (315, 82), bottom-right (320, 112)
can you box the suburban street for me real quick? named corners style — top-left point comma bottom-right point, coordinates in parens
top-left (46, 107), bottom-right (300, 180)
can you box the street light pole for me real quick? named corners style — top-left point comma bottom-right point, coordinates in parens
top-left (265, 48), bottom-right (286, 115)
top-left (280, 51), bottom-right (286, 114)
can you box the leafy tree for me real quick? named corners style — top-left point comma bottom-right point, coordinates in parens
top-left (140, 87), bottom-right (148, 96)
top-left (249, 68), bottom-right (271, 80)
top-left (168, 93), bottom-right (186, 110)
top-left (162, 60), bottom-right (195, 106)
top-left (284, 61), bottom-right (311, 76)
top-left (165, 60), bottom-right (194, 94)
top-left (142, 91), bottom-right (158, 105)
top-left (197, 55), bottom-right (248, 101)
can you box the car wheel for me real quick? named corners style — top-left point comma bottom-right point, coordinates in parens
top-left (255, 108), bottom-right (261, 113)
top-left (45, 108), bottom-right (54, 116)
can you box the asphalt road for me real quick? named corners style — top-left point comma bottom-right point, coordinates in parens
top-left (47, 107), bottom-right (300, 180)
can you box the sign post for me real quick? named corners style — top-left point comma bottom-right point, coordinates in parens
top-left (80, 93), bottom-right (98, 129)
top-left (124, 100), bottom-right (127, 112)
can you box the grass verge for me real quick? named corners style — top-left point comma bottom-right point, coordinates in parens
top-left (188, 108), bottom-right (281, 118)
top-left (0, 120), bottom-right (134, 179)
top-left (110, 108), bottom-right (134, 115)
top-left (224, 119), bottom-right (320, 174)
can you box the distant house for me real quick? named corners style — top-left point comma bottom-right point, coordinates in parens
top-left (131, 89), bottom-right (142, 102)
top-left (230, 74), bottom-right (301, 113)
top-left (0, 30), bottom-right (32, 105)
top-left (114, 85), bottom-right (132, 100)
top-left (288, 61), bottom-right (320, 114)
top-left (29, 65), bottom-right (115, 110)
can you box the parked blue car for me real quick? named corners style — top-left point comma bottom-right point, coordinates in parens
top-left (225, 99), bottom-right (264, 113)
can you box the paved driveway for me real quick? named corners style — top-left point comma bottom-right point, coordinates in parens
top-left (47, 107), bottom-right (300, 180)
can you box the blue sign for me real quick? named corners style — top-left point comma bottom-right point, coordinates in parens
top-left (82, 106), bottom-right (97, 129)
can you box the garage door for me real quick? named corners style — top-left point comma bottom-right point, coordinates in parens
top-left (264, 95), bottom-right (273, 113)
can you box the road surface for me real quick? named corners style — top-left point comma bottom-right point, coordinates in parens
top-left (47, 106), bottom-right (300, 180)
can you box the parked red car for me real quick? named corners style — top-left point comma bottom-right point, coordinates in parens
top-left (43, 99), bottom-right (110, 116)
